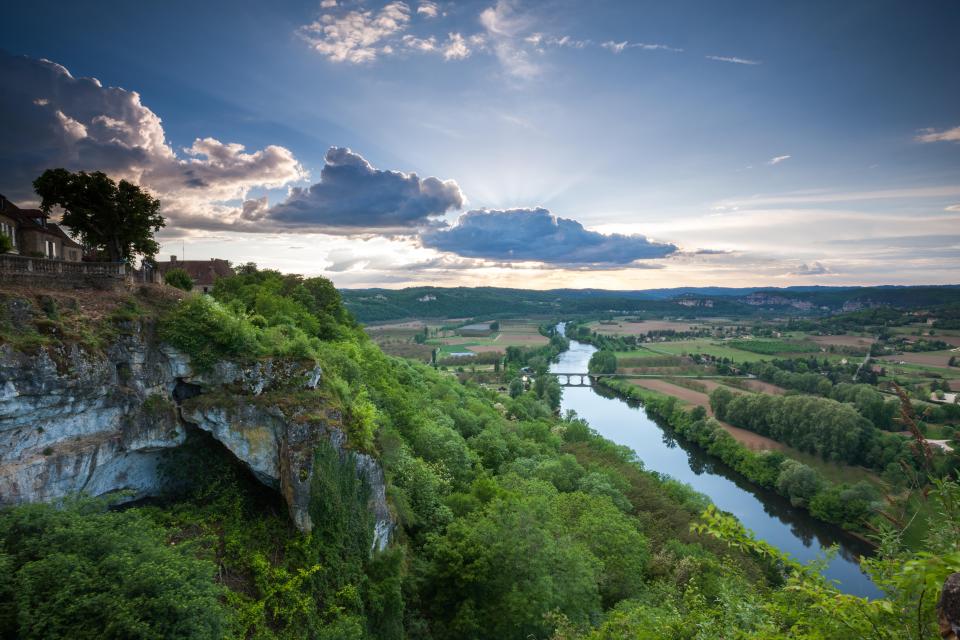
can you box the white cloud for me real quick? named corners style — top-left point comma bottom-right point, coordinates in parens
top-left (947, 204), bottom-right (960, 212)
top-left (527, 34), bottom-right (591, 49)
top-left (706, 55), bottom-right (761, 65)
top-left (0, 53), bottom-right (306, 233)
top-left (297, 1), bottom-right (411, 63)
top-left (601, 40), bottom-right (682, 54)
top-left (443, 33), bottom-right (471, 60)
top-left (417, 1), bottom-right (439, 18)
top-left (478, 1), bottom-right (542, 78)
top-left (767, 154), bottom-right (791, 165)
top-left (915, 126), bottom-right (960, 143)
top-left (402, 34), bottom-right (437, 52)
top-left (296, 0), bottom-right (685, 78)
top-left (320, 0), bottom-right (337, 7)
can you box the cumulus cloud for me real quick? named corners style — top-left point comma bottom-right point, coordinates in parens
top-left (789, 261), bottom-right (832, 276)
top-left (767, 154), bottom-right (791, 165)
top-left (421, 208), bottom-right (677, 265)
top-left (297, 1), bottom-right (411, 63)
top-left (266, 147), bottom-right (464, 234)
top-left (0, 52), bottom-right (305, 231)
top-left (706, 55), bottom-right (761, 65)
top-left (915, 126), bottom-right (960, 143)
top-left (601, 40), bottom-right (682, 54)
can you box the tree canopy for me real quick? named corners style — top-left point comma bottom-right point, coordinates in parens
top-left (33, 169), bottom-right (165, 262)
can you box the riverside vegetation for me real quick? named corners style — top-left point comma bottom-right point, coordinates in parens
top-left (1, 269), bottom-right (959, 639)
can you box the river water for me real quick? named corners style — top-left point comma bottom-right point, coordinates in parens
top-left (551, 333), bottom-right (881, 598)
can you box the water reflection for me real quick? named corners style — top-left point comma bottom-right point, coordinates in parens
top-left (552, 332), bottom-right (880, 598)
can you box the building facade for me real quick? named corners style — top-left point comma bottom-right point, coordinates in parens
top-left (157, 257), bottom-right (235, 293)
top-left (0, 194), bottom-right (83, 261)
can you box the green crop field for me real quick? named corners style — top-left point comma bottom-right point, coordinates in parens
top-left (641, 340), bottom-right (778, 363)
top-left (727, 338), bottom-right (820, 355)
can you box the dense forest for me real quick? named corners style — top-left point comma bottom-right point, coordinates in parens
top-left (341, 285), bottom-right (960, 323)
top-left (2, 271), bottom-right (960, 639)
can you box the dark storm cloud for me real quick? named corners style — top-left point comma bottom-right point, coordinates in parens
top-left (420, 208), bottom-right (678, 265)
top-left (266, 147), bottom-right (464, 234)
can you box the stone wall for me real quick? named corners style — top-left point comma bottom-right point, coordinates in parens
top-left (0, 319), bottom-right (393, 546)
top-left (0, 253), bottom-right (160, 290)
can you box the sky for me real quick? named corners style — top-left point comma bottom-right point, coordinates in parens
top-left (2, 0), bottom-right (959, 289)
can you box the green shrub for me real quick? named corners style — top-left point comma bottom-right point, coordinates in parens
top-left (0, 233), bottom-right (12, 254)
top-left (163, 267), bottom-right (194, 291)
top-left (0, 498), bottom-right (228, 639)
top-left (159, 295), bottom-right (263, 370)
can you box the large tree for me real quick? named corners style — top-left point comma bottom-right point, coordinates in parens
top-left (33, 169), bottom-right (165, 262)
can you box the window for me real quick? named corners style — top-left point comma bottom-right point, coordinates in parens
top-left (0, 222), bottom-right (14, 247)
top-left (45, 240), bottom-right (57, 258)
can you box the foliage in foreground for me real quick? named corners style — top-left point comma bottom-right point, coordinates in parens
top-left (3, 268), bottom-right (960, 639)
top-left (0, 497), bottom-right (227, 639)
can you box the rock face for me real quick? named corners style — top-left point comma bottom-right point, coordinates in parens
top-left (0, 321), bottom-right (393, 547)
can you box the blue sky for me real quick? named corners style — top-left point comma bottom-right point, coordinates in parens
top-left (3, 0), bottom-right (959, 287)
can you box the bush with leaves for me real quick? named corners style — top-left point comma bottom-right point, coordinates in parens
top-left (0, 497), bottom-right (228, 639)
top-left (163, 267), bottom-right (194, 291)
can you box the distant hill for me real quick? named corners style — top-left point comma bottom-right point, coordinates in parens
top-left (341, 284), bottom-right (960, 323)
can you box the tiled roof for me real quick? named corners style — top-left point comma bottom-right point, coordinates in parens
top-left (0, 193), bottom-right (83, 248)
top-left (158, 259), bottom-right (235, 285)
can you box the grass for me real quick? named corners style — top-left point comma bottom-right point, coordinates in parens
top-left (613, 348), bottom-right (672, 359)
top-left (641, 340), bottom-right (777, 363)
top-left (726, 338), bottom-right (820, 355)
top-left (879, 360), bottom-right (960, 381)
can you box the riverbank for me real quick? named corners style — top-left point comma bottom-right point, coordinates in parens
top-left (551, 331), bottom-right (880, 597)
top-left (596, 376), bottom-right (880, 542)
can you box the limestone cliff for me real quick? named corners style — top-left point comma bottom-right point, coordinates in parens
top-left (0, 312), bottom-right (392, 549)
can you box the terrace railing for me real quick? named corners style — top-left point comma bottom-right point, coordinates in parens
top-left (0, 253), bottom-right (126, 277)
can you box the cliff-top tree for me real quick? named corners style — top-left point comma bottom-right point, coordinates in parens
top-left (33, 169), bottom-right (165, 262)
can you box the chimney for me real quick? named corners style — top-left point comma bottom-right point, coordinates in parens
top-left (170, 255), bottom-right (177, 263)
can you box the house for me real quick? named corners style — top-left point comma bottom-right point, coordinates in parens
top-left (158, 256), bottom-right (235, 293)
top-left (0, 194), bottom-right (84, 261)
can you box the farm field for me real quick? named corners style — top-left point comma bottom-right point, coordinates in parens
top-left (366, 319), bottom-right (550, 360)
top-left (937, 335), bottom-right (960, 347)
top-left (878, 349), bottom-right (957, 368)
top-left (588, 319), bottom-right (712, 335)
top-left (625, 379), bottom-right (882, 486)
top-left (640, 340), bottom-right (779, 363)
top-left (879, 359), bottom-right (960, 382)
top-left (810, 334), bottom-right (876, 349)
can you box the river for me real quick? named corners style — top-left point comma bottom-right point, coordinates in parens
top-left (551, 332), bottom-right (881, 598)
